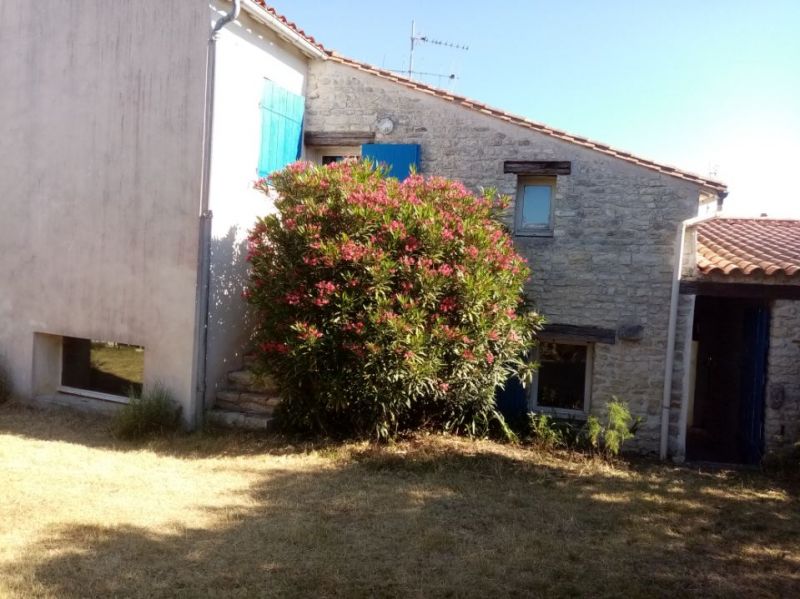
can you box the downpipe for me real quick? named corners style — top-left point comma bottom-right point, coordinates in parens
top-left (193, 0), bottom-right (241, 430)
top-left (659, 212), bottom-right (717, 459)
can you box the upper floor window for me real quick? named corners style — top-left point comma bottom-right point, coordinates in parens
top-left (515, 177), bottom-right (555, 235)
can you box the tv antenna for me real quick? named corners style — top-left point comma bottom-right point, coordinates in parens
top-left (407, 20), bottom-right (468, 81)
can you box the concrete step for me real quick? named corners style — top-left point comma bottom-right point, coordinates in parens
top-left (226, 369), bottom-right (280, 395)
top-left (215, 390), bottom-right (281, 415)
top-left (206, 408), bottom-right (273, 431)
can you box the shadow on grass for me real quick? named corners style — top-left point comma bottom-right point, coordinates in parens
top-left (2, 415), bottom-right (800, 598)
top-left (0, 401), bottom-right (345, 459)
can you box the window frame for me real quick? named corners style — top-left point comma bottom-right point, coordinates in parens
top-left (307, 145), bottom-right (361, 165)
top-left (514, 176), bottom-right (556, 236)
top-left (528, 341), bottom-right (594, 418)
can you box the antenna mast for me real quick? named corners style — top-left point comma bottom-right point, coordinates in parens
top-left (407, 20), bottom-right (468, 82)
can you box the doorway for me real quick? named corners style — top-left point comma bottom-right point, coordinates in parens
top-left (686, 296), bottom-right (770, 464)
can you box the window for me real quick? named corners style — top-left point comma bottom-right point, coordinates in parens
top-left (529, 341), bottom-right (592, 416)
top-left (60, 337), bottom-right (144, 402)
top-left (515, 177), bottom-right (554, 235)
top-left (306, 145), bottom-right (361, 165)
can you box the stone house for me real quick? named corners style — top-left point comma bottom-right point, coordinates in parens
top-left (2, 1), bottom-right (797, 461)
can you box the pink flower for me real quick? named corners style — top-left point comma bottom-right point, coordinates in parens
top-left (284, 290), bottom-right (303, 305)
top-left (485, 352), bottom-right (495, 365)
top-left (440, 297), bottom-right (457, 313)
top-left (259, 341), bottom-right (288, 354)
top-left (403, 236), bottom-right (420, 253)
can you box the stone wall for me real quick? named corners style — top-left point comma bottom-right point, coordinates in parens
top-left (766, 300), bottom-right (800, 453)
top-left (306, 60), bottom-right (708, 452)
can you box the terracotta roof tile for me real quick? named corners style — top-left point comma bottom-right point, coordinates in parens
top-left (251, 1), bottom-right (327, 53)
top-left (696, 218), bottom-right (800, 277)
top-left (253, 3), bottom-right (726, 192)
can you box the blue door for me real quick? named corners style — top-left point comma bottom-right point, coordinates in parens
top-left (740, 305), bottom-right (770, 464)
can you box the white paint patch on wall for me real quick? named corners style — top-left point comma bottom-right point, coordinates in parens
top-left (204, 1), bottom-right (309, 405)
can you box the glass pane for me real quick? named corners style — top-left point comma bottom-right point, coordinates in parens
top-left (521, 185), bottom-right (551, 227)
top-left (536, 342), bottom-right (586, 411)
top-left (62, 337), bottom-right (144, 397)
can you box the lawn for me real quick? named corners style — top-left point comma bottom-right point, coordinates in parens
top-left (1, 403), bottom-right (798, 598)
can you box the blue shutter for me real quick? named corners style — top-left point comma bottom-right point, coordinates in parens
top-left (496, 375), bottom-right (528, 424)
top-left (257, 80), bottom-right (305, 177)
top-left (361, 144), bottom-right (420, 180)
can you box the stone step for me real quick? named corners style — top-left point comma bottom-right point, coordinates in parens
top-left (242, 353), bottom-right (257, 369)
top-left (215, 390), bottom-right (281, 415)
top-left (206, 408), bottom-right (273, 431)
top-left (226, 369), bottom-right (280, 395)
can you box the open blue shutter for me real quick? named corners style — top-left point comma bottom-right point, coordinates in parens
top-left (361, 144), bottom-right (420, 180)
top-left (257, 80), bottom-right (305, 177)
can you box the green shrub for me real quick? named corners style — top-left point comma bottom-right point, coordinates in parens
top-left (526, 398), bottom-right (637, 458)
top-left (585, 398), bottom-right (637, 458)
top-left (111, 385), bottom-right (182, 440)
top-left (246, 160), bottom-right (541, 439)
top-left (528, 413), bottom-right (565, 449)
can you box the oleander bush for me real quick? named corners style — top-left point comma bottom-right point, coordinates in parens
top-left (246, 160), bottom-right (541, 439)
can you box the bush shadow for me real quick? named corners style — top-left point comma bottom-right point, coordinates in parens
top-left (3, 438), bottom-right (800, 598)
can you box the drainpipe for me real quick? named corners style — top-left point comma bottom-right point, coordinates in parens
top-left (193, 0), bottom-right (241, 429)
top-left (659, 210), bottom-right (718, 459)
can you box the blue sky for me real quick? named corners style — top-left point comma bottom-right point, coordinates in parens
top-left (272, 1), bottom-right (800, 216)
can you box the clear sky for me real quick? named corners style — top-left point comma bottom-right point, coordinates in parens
top-left (271, 1), bottom-right (800, 217)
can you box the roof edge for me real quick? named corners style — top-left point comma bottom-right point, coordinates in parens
top-left (324, 51), bottom-right (728, 193)
top-left (240, 0), bottom-right (327, 59)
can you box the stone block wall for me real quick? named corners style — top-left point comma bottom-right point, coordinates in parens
top-left (766, 299), bottom-right (800, 452)
top-left (305, 60), bottom-right (707, 452)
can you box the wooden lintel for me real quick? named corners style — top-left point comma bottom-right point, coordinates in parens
top-left (503, 161), bottom-right (572, 176)
top-left (304, 131), bottom-right (375, 146)
top-left (540, 323), bottom-right (616, 345)
top-left (680, 280), bottom-right (800, 300)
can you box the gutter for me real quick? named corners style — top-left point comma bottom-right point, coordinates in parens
top-left (192, 0), bottom-right (241, 429)
top-left (659, 211), bottom-right (718, 459)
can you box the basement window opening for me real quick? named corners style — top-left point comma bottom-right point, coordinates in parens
top-left (59, 337), bottom-right (144, 402)
top-left (529, 341), bottom-right (593, 417)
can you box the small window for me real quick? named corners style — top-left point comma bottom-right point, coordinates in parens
top-left (322, 154), bottom-right (358, 165)
top-left (515, 177), bottom-right (554, 235)
top-left (309, 145), bottom-right (361, 166)
top-left (60, 337), bottom-right (144, 402)
top-left (530, 341), bottom-right (592, 416)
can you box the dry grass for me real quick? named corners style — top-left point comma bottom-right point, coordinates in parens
top-left (1, 402), bottom-right (799, 598)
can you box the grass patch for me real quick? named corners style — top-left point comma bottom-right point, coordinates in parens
top-left (1, 403), bottom-right (799, 598)
top-left (111, 385), bottom-right (181, 440)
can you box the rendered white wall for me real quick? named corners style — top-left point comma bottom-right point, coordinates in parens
top-left (0, 1), bottom-right (209, 420)
top-left (204, 1), bottom-right (309, 406)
